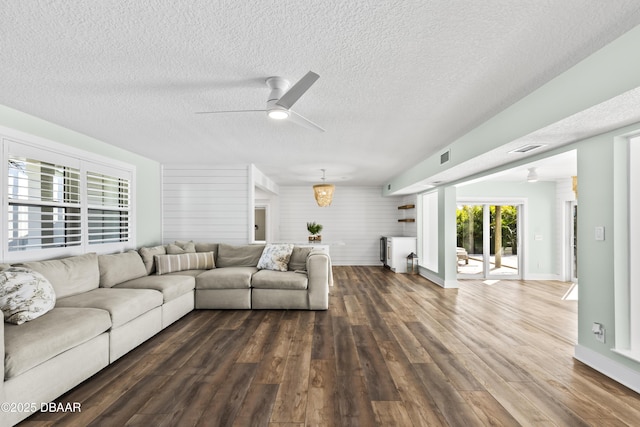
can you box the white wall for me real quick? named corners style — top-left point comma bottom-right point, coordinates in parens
top-left (162, 164), bottom-right (250, 244)
top-left (279, 186), bottom-right (405, 265)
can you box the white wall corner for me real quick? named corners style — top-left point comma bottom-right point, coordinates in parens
top-left (419, 268), bottom-right (460, 288)
top-left (574, 344), bottom-right (640, 394)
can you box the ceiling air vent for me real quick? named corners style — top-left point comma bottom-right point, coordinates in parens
top-left (440, 150), bottom-right (450, 165)
top-left (508, 144), bottom-right (547, 154)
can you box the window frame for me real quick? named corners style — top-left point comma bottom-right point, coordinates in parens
top-left (613, 133), bottom-right (640, 363)
top-left (1, 128), bottom-right (136, 262)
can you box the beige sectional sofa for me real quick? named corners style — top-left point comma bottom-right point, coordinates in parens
top-left (0, 242), bottom-right (331, 426)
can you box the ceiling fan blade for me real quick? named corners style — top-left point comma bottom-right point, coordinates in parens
top-left (195, 109), bottom-right (265, 114)
top-left (275, 71), bottom-right (319, 109)
top-left (289, 110), bottom-right (325, 132)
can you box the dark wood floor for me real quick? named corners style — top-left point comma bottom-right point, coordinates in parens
top-left (20, 266), bottom-right (640, 426)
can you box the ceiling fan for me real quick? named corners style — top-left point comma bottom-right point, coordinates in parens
top-left (196, 71), bottom-right (324, 132)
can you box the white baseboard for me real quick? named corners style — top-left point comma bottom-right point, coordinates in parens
top-left (418, 268), bottom-right (459, 288)
top-left (574, 344), bottom-right (640, 394)
top-left (523, 273), bottom-right (562, 281)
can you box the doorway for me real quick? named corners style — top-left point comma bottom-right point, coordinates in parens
top-left (562, 201), bottom-right (579, 300)
top-left (254, 207), bottom-right (266, 242)
top-left (456, 203), bottom-right (522, 279)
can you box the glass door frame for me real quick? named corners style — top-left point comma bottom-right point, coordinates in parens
top-left (457, 198), bottom-right (525, 280)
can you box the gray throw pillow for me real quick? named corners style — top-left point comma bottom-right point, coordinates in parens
top-left (166, 241), bottom-right (196, 254)
top-left (288, 247), bottom-right (313, 271)
top-left (138, 245), bottom-right (167, 275)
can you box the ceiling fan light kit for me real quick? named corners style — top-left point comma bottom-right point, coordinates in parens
top-left (313, 169), bottom-right (335, 207)
top-left (197, 71), bottom-right (324, 132)
top-left (267, 109), bottom-right (289, 120)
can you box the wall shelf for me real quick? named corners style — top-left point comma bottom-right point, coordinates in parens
top-left (398, 204), bottom-right (415, 210)
top-left (398, 218), bottom-right (415, 223)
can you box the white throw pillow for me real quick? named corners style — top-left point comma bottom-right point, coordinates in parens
top-left (0, 267), bottom-right (56, 325)
top-left (257, 244), bottom-right (295, 272)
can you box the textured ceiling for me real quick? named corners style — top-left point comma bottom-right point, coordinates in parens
top-left (2, 1), bottom-right (640, 186)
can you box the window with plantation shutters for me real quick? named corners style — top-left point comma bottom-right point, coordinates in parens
top-left (2, 136), bottom-right (136, 261)
top-left (7, 157), bottom-right (82, 251)
top-left (87, 171), bottom-right (130, 244)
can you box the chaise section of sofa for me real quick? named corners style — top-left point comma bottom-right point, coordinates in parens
top-left (187, 243), bottom-right (331, 310)
top-left (251, 250), bottom-right (331, 310)
top-left (1, 306), bottom-right (111, 427)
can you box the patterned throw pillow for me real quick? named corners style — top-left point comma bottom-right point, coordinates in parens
top-left (0, 267), bottom-right (56, 325)
top-left (257, 244), bottom-right (295, 272)
top-left (154, 252), bottom-right (215, 275)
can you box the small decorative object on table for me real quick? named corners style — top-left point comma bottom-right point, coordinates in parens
top-left (307, 222), bottom-right (323, 242)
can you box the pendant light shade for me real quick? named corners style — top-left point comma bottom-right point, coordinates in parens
top-left (527, 167), bottom-right (538, 183)
top-left (313, 169), bottom-right (335, 207)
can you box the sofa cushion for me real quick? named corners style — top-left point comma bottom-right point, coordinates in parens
top-left (114, 274), bottom-right (195, 303)
top-left (195, 242), bottom-right (218, 254)
top-left (21, 253), bottom-right (99, 299)
top-left (4, 307), bottom-right (111, 379)
top-left (0, 267), bottom-right (56, 325)
top-left (216, 244), bottom-right (265, 267)
top-left (98, 251), bottom-right (148, 288)
top-left (56, 288), bottom-right (163, 328)
top-left (165, 269), bottom-right (206, 278)
top-left (139, 245), bottom-right (166, 275)
top-left (196, 267), bottom-right (258, 289)
top-left (0, 263), bottom-right (11, 270)
top-left (252, 270), bottom-right (309, 290)
top-left (257, 243), bottom-right (294, 272)
top-left (155, 252), bottom-right (215, 275)
top-left (288, 247), bottom-right (313, 271)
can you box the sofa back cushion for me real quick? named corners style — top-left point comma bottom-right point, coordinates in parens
top-left (195, 242), bottom-right (218, 254)
top-left (21, 253), bottom-right (100, 298)
top-left (98, 251), bottom-right (148, 288)
top-left (216, 244), bottom-right (265, 268)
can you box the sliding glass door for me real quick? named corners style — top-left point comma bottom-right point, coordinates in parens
top-left (456, 205), bottom-right (485, 277)
top-left (457, 203), bottom-right (522, 279)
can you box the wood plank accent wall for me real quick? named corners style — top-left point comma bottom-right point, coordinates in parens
top-left (279, 186), bottom-right (404, 266)
top-left (162, 164), bottom-right (249, 244)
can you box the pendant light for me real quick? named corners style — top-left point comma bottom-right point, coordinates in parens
top-left (313, 169), bottom-right (335, 207)
top-left (527, 167), bottom-right (538, 182)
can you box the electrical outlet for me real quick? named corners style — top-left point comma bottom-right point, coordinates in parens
top-left (592, 322), bottom-right (606, 343)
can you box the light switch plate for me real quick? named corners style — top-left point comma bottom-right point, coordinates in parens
top-left (595, 226), bottom-right (605, 241)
